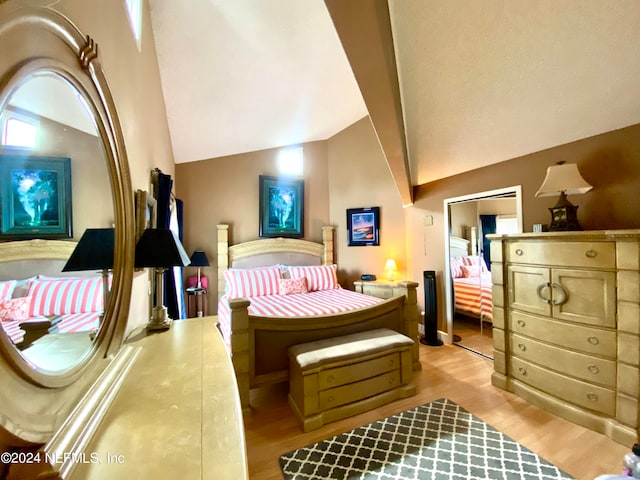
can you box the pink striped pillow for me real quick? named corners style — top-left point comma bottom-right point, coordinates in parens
top-left (0, 280), bottom-right (16, 300)
top-left (28, 277), bottom-right (104, 316)
top-left (460, 255), bottom-right (489, 272)
top-left (450, 258), bottom-right (463, 278)
top-left (289, 265), bottom-right (339, 291)
top-left (224, 266), bottom-right (281, 299)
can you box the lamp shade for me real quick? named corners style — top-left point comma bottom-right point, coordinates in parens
top-left (189, 250), bottom-right (210, 267)
top-left (135, 228), bottom-right (191, 268)
top-left (535, 162), bottom-right (593, 197)
top-left (63, 228), bottom-right (114, 272)
top-left (384, 259), bottom-right (398, 272)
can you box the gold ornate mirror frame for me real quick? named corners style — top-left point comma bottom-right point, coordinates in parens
top-left (0, 6), bottom-right (136, 478)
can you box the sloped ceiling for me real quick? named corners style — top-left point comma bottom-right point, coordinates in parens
top-left (149, 0), bottom-right (640, 193)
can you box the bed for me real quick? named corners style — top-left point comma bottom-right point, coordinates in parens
top-left (216, 224), bottom-right (421, 413)
top-left (0, 240), bottom-right (103, 352)
top-left (449, 235), bottom-right (493, 321)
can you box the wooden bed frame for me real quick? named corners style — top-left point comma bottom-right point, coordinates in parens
top-left (216, 224), bottom-right (421, 413)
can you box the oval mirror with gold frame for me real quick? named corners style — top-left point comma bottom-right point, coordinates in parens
top-left (0, 6), bottom-right (136, 478)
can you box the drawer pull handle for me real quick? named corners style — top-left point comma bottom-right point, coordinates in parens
top-left (389, 377), bottom-right (396, 385)
top-left (327, 395), bottom-right (335, 404)
top-left (517, 319), bottom-right (526, 328)
top-left (517, 343), bottom-right (526, 351)
top-left (518, 367), bottom-right (527, 376)
top-left (551, 283), bottom-right (568, 305)
top-left (389, 359), bottom-right (395, 367)
top-left (587, 336), bottom-right (600, 345)
top-left (585, 250), bottom-right (598, 258)
top-left (515, 248), bottom-right (524, 256)
top-left (536, 283), bottom-right (551, 304)
top-left (326, 375), bottom-right (335, 384)
top-left (587, 393), bottom-right (598, 402)
top-left (588, 364), bottom-right (600, 374)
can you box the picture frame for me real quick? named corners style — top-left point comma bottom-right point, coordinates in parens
top-left (135, 189), bottom-right (157, 243)
top-left (0, 154), bottom-right (72, 239)
top-left (346, 207), bottom-right (380, 246)
top-left (259, 175), bottom-right (304, 238)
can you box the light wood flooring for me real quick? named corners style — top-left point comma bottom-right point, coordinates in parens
top-left (453, 314), bottom-right (494, 358)
top-left (244, 342), bottom-right (628, 480)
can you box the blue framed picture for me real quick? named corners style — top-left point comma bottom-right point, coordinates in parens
top-left (0, 154), bottom-right (72, 239)
top-left (259, 175), bottom-right (304, 238)
top-left (347, 207), bottom-right (380, 246)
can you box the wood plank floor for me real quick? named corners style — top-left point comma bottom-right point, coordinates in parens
top-left (244, 342), bottom-right (628, 480)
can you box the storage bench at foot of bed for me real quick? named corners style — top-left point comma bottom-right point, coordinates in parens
top-left (287, 328), bottom-right (416, 432)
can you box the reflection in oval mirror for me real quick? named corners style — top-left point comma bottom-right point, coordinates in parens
top-left (0, 72), bottom-right (113, 374)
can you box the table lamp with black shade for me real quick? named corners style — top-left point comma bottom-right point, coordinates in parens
top-left (135, 228), bottom-right (191, 331)
top-left (535, 161), bottom-right (593, 231)
top-left (62, 227), bottom-right (114, 315)
top-left (189, 250), bottom-right (209, 289)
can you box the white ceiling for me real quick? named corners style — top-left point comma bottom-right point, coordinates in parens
top-left (149, 0), bottom-right (640, 185)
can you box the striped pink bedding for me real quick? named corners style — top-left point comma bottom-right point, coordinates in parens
top-left (1, 312), bottom-right (101, 345)
top-left (453, 274), bottom-right (493, 320)
top-left (217, 287), bottom-right (383, 344)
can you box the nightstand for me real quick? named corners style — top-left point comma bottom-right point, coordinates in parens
top-left (353, 280), bottom-right (406, 299)
top-left (185, 287), bottom-right (207, 318)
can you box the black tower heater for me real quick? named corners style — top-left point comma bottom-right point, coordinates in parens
top-left (420, 270), bottom-right (443, 346)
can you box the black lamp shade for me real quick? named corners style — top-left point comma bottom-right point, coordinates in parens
top-left (135, 228), bottom-right (191, 268)
top-left (63, 228), bottom-right (114, 272)
top-left (189, 250), bottom-right (210, 267)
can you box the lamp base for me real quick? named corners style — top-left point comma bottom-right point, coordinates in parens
top-left (549, 205), bottom-right (583, 231)
top-left (147, 305), bottom-right (172, 331)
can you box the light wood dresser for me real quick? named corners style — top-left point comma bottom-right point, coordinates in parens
top-left (488, 230), bottom-right (640, 446)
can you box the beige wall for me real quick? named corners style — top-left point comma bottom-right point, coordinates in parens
top-left (408, 122), bottom-right (640, 331)
top-left (328, 117), bottom-right (407, 289)
top-left (51, 0), bottom-right (175, 332)
top-left (175, 141), bottom-right (330, 310)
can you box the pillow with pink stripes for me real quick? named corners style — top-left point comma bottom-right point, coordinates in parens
top-left (0, 296), bottom-right (31, 322)
top-left (224, 265), bottom-right (281, 299)
top-left (288, 265), bottom-right (339, 292)
top-left (0, 280), bottom-right (16, 301)
top-left (27, 277), bottom-right (104, 316)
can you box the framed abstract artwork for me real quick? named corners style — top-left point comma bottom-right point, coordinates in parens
top-left (346, 207), bottom-right (380, 246)
top-left (0, 154), bottom-right (72, 239)
top-left (259, 175), bottom-right (304, 238)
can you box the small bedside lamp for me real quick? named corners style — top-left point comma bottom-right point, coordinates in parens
top-left (189, 250), bottom-right (210, 289)
top-left (63, 228), bottom-right (114, 313)
top-left (535, 161), bottom-right (593, 231)
top-left (384, 259), bottom-right (398, 282)
top-left (135, 228), bottom-right (191, 331)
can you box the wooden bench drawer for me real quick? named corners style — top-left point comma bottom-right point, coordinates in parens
top-left (319, 370), bottom-right (400, 410)
top-left (318, 353), bottom-right (399, 390)
top-left (510, 356), bottom-right (615, 416)
top-left (506, 241), bottom-right (615, 268)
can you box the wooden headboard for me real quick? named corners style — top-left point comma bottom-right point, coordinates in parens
top-left (216, 224), bottom-right (335, 300)
top-left (449, 236), bottom-right (470, 258)
top-left (0, 239), bottom-right (78, 281)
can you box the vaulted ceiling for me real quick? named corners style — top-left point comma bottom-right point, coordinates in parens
top-left (149, 0), bottom-right (640, 205)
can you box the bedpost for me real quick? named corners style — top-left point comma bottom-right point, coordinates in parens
top-left (397, 281), bottom-right (421, 370)
top-left (228, 297), bottom-right (251, 416)
top-left (217, 224), bottom-right (229, 301)
top-left (322, 226), bottom-right (334, 265)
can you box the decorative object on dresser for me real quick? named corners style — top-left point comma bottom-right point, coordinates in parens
top-left (189, 249), bottom-right (209, 289)
top-left (384, 258), bottom-right (398, 281)
top-left (287, 328), bottom-right (416, 432)
top-left (535, 161), bottom-right (593, 231)
top-left (280, 398), bottom-right (574, 480)
top-left (346, 206), bottom-right (380, 246)
top-left (135, 228), bottom-right (191, 331)
top-left (258, 175), bottom-right (304, 238)
top-left (488, 230), bottom-right (640, 446)
top-left (63, 228), bottom-right (114, 310)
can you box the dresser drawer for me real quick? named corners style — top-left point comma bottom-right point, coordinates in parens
top-left (510, 333), bottom-right (616, 387)
top-left (507, 241), bottom-right (615, 269)
top-left (510, 357), bottom-right (615, 416)
top-left (319, 370), bottom-right (400, 411)
top-left (318, 352), bottom-right (399, 390)
top-left (510, 311), bottom-right (616, 358)
top-left (361, 284), bottom-right (394, 299)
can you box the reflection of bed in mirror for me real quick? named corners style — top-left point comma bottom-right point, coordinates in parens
top-left (216, 224), bottom-right (421, 413)
top-left (0, 239), bottom-right (106, 371)
top-left (449, 233), bottom-right (493, 322)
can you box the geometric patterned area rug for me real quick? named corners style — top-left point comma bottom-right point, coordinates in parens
top-left (279, 398), bottom-right (575, 479)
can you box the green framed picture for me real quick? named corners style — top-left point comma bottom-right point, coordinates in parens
top-left (259, 175), bottom-right (304, 238)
